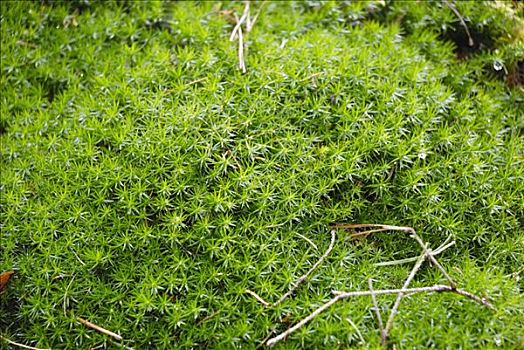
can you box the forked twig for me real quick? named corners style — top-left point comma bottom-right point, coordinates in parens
top-left (409, 232), bottom-right (456, 288)
top-left (77, 317), bottom-right (123, 341)
top-left (246, 1), bottom-right (266, 32)
top-left (339, 224), bottom-right (456, 288)
top-left (368, 279), bottom-right (385, 340)
top-left (382, 250), bottom-right (427, 344)
top-left (228, 1), bottom-right (264, 73)
top-left (0, 336), bottom-right (51, 350)
top-left (262, 223), bottom-right (494, 347)
top-left (330, 285), bottom-right (493, 308)
top-left (229, 1), bottom-right (250, 41)
top-left (247, 230), bottom-right (336, 307)
top-left (374, 239), bottom-right (455, 267)
top-left (266, 284), bottom-right (494, 347)
top-left (237, 20), bottom-right (246, 73)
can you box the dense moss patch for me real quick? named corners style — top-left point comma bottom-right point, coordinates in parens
top-left (1, 1), bottom-right (523, 349)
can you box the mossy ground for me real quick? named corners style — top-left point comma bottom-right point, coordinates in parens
top-left (1, 1), bottom-right (523, 349)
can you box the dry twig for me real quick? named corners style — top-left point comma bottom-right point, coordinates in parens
top-left (246, 1), bottom-right (266, 32)
top-left (246, 288), bottom-right (270, 307)
top-left (368, 279), bottom-right (385, 340)
top-left (77, 317), bottom-right (123, 341)
top-left (187, 77), bottom-right (207, 86)
top-left (261, 223), bottom-right (494, 347)
top-left (247, 230), bottom-right (336, 307)
top-left (229, 1), bottom-right (250, 41)
top-left (228, 1), bottom-right (264, 73)
top-left (0, 335), bottom-right (51, 350)
top-left (338, 224), bottom-right (456, 288)
top-left (374, 238), bottom-right (455, 267)
top-left (266, 284), bottom-right (493, 347)
top-left (295, 232), bottom-right (318, 250)
top-left (382, 250), bottom-right (427, 344)
top-left (232, 13), bottom-right (246, 73)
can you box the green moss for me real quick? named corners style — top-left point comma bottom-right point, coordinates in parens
top-left (1, 1), bottom-right (523, 349)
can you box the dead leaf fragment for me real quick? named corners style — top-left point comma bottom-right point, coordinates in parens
top-left (0, 271), bottom-right (15, 293)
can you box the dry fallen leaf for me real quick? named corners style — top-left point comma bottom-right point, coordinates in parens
top-left (0, 271), bottom-right (15, 293)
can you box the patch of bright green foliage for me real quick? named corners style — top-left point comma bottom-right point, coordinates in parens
top-left (1, 1), bottom-right (523, 349)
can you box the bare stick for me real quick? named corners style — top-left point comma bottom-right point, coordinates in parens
top-left (266, 294), bottom-right (344, 346)
top-left (331, 223), bottom-right (413, 233)
top-left (233, 13), bottom-right (247, 74)
top-left (187, 77), bottom-right (207, 86)
top-left (245, 1), bottom-right (251, 31)
top-left (334, 223), bottom-right (456, 288)
top-left (409, 232), bottom-right (456, 288)
top-left (77, 317), bottom-right (123, 341)
top-left (374, 239), bottom-right (455, 267)
top-left (229, 2), bottom-right (250, 41)
top-left (443, 0), bottom-right (474, 46)
top-left (295, 232), bottom-right (318, 250)
top-left (245, 289), bottom-right (270, 307)
top-left (266, 284), bottom-right (494, 347)
top-left (382, 250), bottom-right (427, 344)
top-left (432, 239), bottom-right (456, 256)
top-left (0, 336), bottom-right (51, 350)
top-left (368, 279), bottom-right (385, 340)
top-left (331, 285), bottom-right (494, 309)
top-left (247, 230), bottom-right (336, 307)
top-left (274, 230), bottom-right (336, 307)
top-left (246, 1), bottom-right (266, 32)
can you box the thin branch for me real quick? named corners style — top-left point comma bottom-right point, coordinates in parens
top-left (266, 284), bottom-right (494, 347)
top-left (409, 232), bottom-right (456, 288)
top-left (368, 279), bottom-right (384, 340)
top-left (295, 232), bottom-right (318, 250)
top-left (273, 230), bottom-right (336, 306)
top-left (187, 77), bottom-right (207, 86)
top-left (246, 1), bottom-right (266, 32)
top-left (0, 336), bottom-right (51, 350)
top-left (432, 239), bottom-right (456, 256)
top-left (77, 317), bottom-right (123, 341)
top-left (334, 223), bottom-right (457, 288)
top-left (245, 289), bottom-right (270, 307)
top-left (374, 239), bottom-right (455, 267)
top-left (331, 223), bottom-right (413, 233)
top-left (265, 294), bottom-right (343, 347)
top-left (229, 2), bottom-right (250, 41)
top-left (383, 250), bottom-right (427, 344)
top-left (247, 230), bottom-right (336, 307)
top-left (233, 13), bottom-right (246, 74)
top-left (443, 0), bottom-right (474, 47)
top-left (331, 285), bottom-right (494, 308)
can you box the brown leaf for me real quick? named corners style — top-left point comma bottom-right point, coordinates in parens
top-left (0, 271), bottom-right (15, 293)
